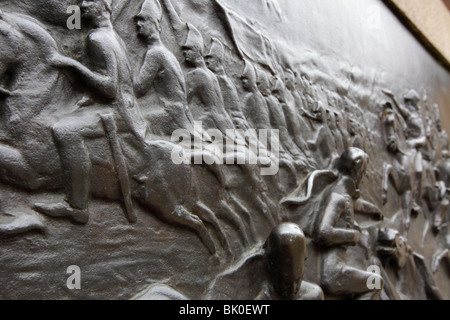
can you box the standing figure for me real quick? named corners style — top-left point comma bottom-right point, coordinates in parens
top-left (34, 0), bottom-right (148, 223)
top-left (205, 38), bottom-right (250, 131)
top-left (350, 118), bottom-right (366, 150)
top-left (257, 70), bottom-right (299, 159)
top-left (303, 101), bottom-right (333, 168)
top-left (272, 76), bottom-right (310, 158)
top-left (240, 61), bottom-right (272, 131)
top-left (381, 103), bottom-right (416, 233)
top-left (134, 0), bottom-right (195, 138)
top-left (384, 90), bottom-right (426, 216)
top-left (182, 23), bottom-right (234, 135)
top-left (284, 69), bottom-right (302, 109)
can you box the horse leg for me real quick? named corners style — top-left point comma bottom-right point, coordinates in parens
top-left (161, 205), bottom-right (216, 255)
top-left (0, 144), bottom-right (44, 190)
top-left (217, 200), bottom-right (251, 247)
top-left (193, 201), bottom-right (230, 252)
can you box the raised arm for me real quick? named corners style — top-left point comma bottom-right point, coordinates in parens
top-left (0, 87), bottom-right (11, 97)
top-left (316, 193), bottom-right (360, 247)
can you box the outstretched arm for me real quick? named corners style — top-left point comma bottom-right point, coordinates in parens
top-left (354, 198), bottom-right (384, 220)
top-left (0, 87), bottom-right (11, 97)
top-left (51, 35), bottom-right (118, 100)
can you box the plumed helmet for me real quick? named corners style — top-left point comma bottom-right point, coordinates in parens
top-left (183, 23), bottom-right (204, 55)
top-left (101, 0), bottom-right (113, 14)
top-left (273, 76), bottom-right (286, 92)
top-left (207, 37), bottom-right (224, 61)
top-left (242, 60), bottom-right (257, 82)
top-left (404, 89), bottom-right (420, 105)
top-left (256, 69), bottom-right (270, 88)
top-left (335, 148), bottom-right (369, 189)
top-left (139, 0), bottom-right (163, 24)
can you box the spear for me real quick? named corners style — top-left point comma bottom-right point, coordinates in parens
top-left (100, 113), bottom-right (137, 223)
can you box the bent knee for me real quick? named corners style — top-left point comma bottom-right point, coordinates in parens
top-left (52, 121), bottom-right (81, 141)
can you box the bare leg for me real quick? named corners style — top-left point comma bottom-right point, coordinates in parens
top-left (34, 115), bottom-right (103, 224)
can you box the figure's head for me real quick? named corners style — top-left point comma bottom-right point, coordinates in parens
top-left (182, 23), bottom-right (204, 66)
top-left (265, 223), bottom-right (307, 300)
top-left (312, 101), bottom-right (325, 122)
top-left (335, 148), bottom-right (369, 189)
top-left (326, 109), bottom-right (336, 129)
top-left (404, 90), bottom-right (420, 111)
top-left (384, 102), bottom-right (395, 118)
top-left (240, 60), bottom-right (257, 92)
top-left (205, 38), bottom-right (224, 73)
top-left (284, 69), bottom-right (295, 90)
top-left (348, 118), bottom-right (357, 136)
top-left (334, 112), bottom-right (342, 126)
top-left (256, 70), bottom-right (272, 97)
top-left (135, 0), bottom-right (162, 41)
top-left (272, 76), bottom-right (286, 103)
top-left (81, 0), bottom-right (112, 21)
top-left (387, 136), bottom-right (398, 154)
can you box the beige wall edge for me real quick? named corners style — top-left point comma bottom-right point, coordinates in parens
top-left (384, 0), bottom-right (450, 72)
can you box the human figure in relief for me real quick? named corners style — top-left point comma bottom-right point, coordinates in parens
top-left (257, 69), bottom-right (309, 175)
top-left (34, 0), bottom-right (148, 223)
top-left (240, 61), bottom-right (272, 132)
top-left (134, 0), bottom-right (195, 138)
top-left (205, 37), bottom-right (250, 132)
top-left (383, 90), bottom-right (426, 217)
top-left (182, 23), bottom-right (234, 135)
top-left (381, 103), bottom-right (416, 233)
top-left (282, 148), bottom-right (384, 299)
top-left (272, 76), bottom-right (311, 160)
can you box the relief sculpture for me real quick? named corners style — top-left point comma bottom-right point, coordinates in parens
top-left (0, 0), bottom-right (449, 300)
